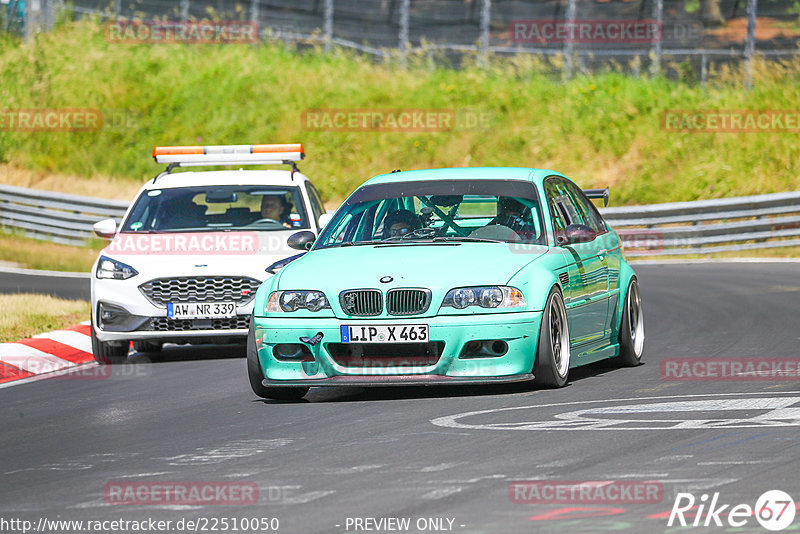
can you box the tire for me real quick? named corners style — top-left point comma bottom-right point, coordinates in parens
top-left (616, 277), bottom-right (645, 367)
top-left (91, 324), bottom-right (129, 365)
top-left (533, 287), bottom-right (570, 388)
top-left (133, 340), bottom-right (163, 353)
top-left (247, 318), bottom-right (309, 400)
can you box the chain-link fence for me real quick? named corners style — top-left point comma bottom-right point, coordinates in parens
top-left (10, 0), bottom-right (800, 84)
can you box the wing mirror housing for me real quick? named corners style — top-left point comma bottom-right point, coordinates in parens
top-left (318, 213), bottom-right (333, 230)
top-left (93, 218), bottom-right (117, 239)
top-left (557, 224), bottom-right (597, 246)
top-left (288, 230), bottom-right (316, 251)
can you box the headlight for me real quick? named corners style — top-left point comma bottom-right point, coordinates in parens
top-left (95, 255), bottom-right (138, 280)
top-left (442, 286), bottom-right (526, 309)
top-left (266, 291), bottom-right (331, 313)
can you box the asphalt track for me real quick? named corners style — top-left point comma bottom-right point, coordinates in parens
top-left (1, 263), bottom-right (799, 533)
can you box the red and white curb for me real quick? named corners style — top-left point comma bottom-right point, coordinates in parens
top-left (0, 321), bottom-right (95, 385)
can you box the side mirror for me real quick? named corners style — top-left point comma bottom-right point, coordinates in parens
top-left (288, 230), bottom-right (316, 251)
top-left (318, 213), bottom-right (333, 230)
top-left (93, 219), bottom-right (117, 239)
top-left (557, 224), bottom-right (597, 245)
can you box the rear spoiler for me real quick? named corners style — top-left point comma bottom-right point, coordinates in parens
top-left (583, 188), bottom-right (609, 207)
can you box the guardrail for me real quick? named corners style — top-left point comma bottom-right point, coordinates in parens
top-left (1, 185), bottom-right (799, 255)
top-left (0, 185), bottom-right (129, 246)
top-left (601, 191), bottom-right (800, 256)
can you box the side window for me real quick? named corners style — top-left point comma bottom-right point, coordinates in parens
top-left (562, 180), bottom-right (607, 234)
top-left (544, 177), bottom-right (575, 231)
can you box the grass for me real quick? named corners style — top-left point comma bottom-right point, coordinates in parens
top-left (0, 293), bottom-right (90, 343)
top-left (0, 230), bottom-right (102, 272)
top-left (1, 20), bottom-right (799, 207)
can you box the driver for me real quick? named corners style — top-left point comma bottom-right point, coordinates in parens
top-left (491, 197), bottom-right (538, 240)
top-left (260, 195), bottom-right (292, 228)
top-left (382, 209), bottom-right (422, 239)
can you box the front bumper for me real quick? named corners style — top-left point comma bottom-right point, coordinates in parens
top-left (253, 311), bottom-right (542, 385)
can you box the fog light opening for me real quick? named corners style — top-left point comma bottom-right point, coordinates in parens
top-left (272, 343), bottom-right (314, 362)
top-left (459, 339), bottom-right (508, 359)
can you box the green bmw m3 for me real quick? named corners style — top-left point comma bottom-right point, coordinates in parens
top-left (247, 167), bottom-right (644, 400)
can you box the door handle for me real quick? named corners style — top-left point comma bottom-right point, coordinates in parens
top-left (598, 249), bottom-right (607, 257)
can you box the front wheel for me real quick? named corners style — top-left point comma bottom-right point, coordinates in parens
top-left (533, 287), bottom-right (570, 388)
top-left (616, 278), bottom-right (645, 367)
top-left (91, 325), bottom-right (129, 365)
top-left (247, 319), bottom-right (309, 400)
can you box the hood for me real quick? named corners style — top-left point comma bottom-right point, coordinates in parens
top-left (278, 242), bottom-right (547, 293)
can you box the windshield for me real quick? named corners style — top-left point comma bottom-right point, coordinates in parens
top-left (315, 179), bottom-right (546, 249)
top-left (121, 185), bottom-right (309, 233)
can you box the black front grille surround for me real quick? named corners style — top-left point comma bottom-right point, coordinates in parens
top-left (139, 276), bottom-right (261, 308)
top-left (142, 315), bottom-right (250, 332)
top-left (339, 289), bottom-right (383, 316)
top-left (387, 288), bottom-right (431, 316)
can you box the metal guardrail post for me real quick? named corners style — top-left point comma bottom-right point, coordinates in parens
top-left (180, 0), bottom-right (190, 22)
top-left (478, 0), bottom-right (491, 67)
top-left (324, 0), bottom-right (333, 52)
top-left (650, 0), bottom-right (663, 76)
top-left (398, 0), bottom-right (410, 66)
top-left (744, 0), bottom-right (758, 89)
top-left (563, 0), bottom-right (576, 79)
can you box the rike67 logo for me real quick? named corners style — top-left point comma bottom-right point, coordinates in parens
top-left (668, 490), bottom-right (795, 531)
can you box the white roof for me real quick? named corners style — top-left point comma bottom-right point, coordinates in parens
top-left (141, 169), bottom-right (310, 190)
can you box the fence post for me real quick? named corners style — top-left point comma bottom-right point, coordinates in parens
top-left (701, 53), bottom-right (708, 87)
top-left (399, 0), bottom-right (410, 66)
top-left (250, 0), bottom-right (259, 40)
top-left (250, 0), bottom-right (259, 23)
top-left (180, 0), bottom-right (189, 22)
top-left (324, 0), bottom-right (333, 52)
top-left (479, 0), bottom-right (491, 66)
top-left (24, 0), bottom-right (42, 41)
top-left (744, 0), bottom-right (757, 88)
top-left (563, 0), bottom-right (576, 79)
top-left (651, 0), bottom-right (663, 75)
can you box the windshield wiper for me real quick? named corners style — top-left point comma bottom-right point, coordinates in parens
top-left (339, 240), bottom-right (382, 247)
top-left (432, 236), bottom-right (503, 243)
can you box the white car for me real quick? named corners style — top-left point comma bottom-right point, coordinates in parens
top-left (90, 143), bottom-right (327, 363)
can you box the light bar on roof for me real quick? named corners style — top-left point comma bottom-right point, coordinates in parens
top-left (152, 144), bottom-right (304, 166)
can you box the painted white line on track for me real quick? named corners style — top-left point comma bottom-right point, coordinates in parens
top-left (430, 391), bottom-right (800, 431)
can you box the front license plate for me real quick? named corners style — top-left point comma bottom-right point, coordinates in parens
top-left (340, 324), bottom-right (429, 343)
top-left (167, 302), bottom-right (236, 319)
